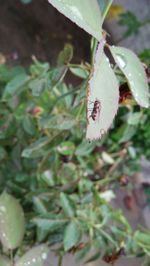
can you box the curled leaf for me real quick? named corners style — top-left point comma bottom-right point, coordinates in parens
top-left (110, 46), bottom-right (149, 108)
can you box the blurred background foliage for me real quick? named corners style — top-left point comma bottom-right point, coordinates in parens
top-left (0, 1), bottom-right (150, 265)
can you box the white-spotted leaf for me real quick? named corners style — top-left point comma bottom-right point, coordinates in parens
top-left (48, 0), bottom-right (102, 40)
top-left (110, 46), bottom-right (149, 108)
top-left (16, 245), bottom-right (49, 266)
top-left (0, 193), bottom-right (25, 249)
top-left (86, 41), bottom-right (119, 140)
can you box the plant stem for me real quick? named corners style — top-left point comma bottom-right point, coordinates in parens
top-left (58, 255), bottom-right (63, 266)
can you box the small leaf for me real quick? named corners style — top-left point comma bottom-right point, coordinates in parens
top-left (22, 115), bottom-right (36, 135)
top-left (64, 222), bottom-right (81, 251)
top-left (101, 152), bottom-right (114, 164)
top-left (57, 141), bottom-right (75, 156)
top-left (33, 218), bottom-right (67, 242)
top-left (2, 73), bottom-right (29, 100)
top-left (33, 197), bottom-right (47, 215)
top-left (0, 193), bottom-right (25, 249)
top-left (75, 140), bottom-right (96, 156)
top-left (16, 245), bottom-right (49, 266)
top-left (39, 115), bottom-right (76, 130)
top-left (0, 255), bottom-right (11, 266)
top-left (57, 44), bottom-right (73, 66)
top-left (21, 137), bottom-right (50, 158)
top-left (69, 67), bottom-right (89, 79)
top-left (110, 46), bottom-right (149, 108)
top-left (29, 79), bottom-right (45, 96)
top-left (86, 40), bottom-right (119, 140)
top-left (127, 112), bottom-right (142, 125)
top-left (60, 192), bottom-right (75, 217)
top-left (48, 0), bottom-right (102, 40)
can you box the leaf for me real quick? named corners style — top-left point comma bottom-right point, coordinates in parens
top-left (69, 67), bottom-right (89, 79)
top-left (33, 197), bottom-right (47, 215)
top-left (33, 218), bottom-right (67, 242)
top-left (60, 192), bottom-right (76, 217)
top-left (21, 137), bottom-right (50, 158)
top-left (48, 0), bottom-right (102, 40)
top-left (2, 73), bottom-right (29, 100)
top-left (86, 40), bottom-right (119, 140)
top-left (118, 11), bottom-right (141, 37)
top-left (57, 141), bottom-right (75, 155)
top-left (0, 193), bottom-right (25, 249)
top-left (64, 222), bottom-right (81, 251)
top-left (0, 255), bottom-right (11, 266)
top-left (57, 44), bottom-right (73, 66)
top-left (22, 115), bottom-right (36, 136)
top-left (39, 115), bottom-right (76, 130)
top-left (134, 231), bottom-right (150, 249)
top-left (29, 79), bottom-right (45, 96)
top-left (110, 46), bottom-right (149, 108)
top-left (97, 0), bottom-right (113, 21)
top-left (16, 245), bottom-right (49, 266)
top-left (127, 112), bottom-right (142, 125)
top-left (75, 140), bottom-right (96, 156)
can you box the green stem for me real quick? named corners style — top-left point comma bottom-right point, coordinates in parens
top-left (58, 255), bottom-right (63, 266)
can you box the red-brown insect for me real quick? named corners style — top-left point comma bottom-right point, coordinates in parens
top-left (102, 248), bottom-right (125, 265)
top-left (119, 83), bottom-right (132, 103)
top-left (88, 99), bottom-right (101, 121)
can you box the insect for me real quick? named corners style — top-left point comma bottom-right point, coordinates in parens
top-left (88, 99), bottom-right (101, 121)
top-left (119, 83), bottom-right (132, 103)
top-left (102, 248), bottom-right (125, 265)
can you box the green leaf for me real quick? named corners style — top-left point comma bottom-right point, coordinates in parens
top-left (110, 46), bottom-right (149, 108)
top-left (134, 231), bottom-right (150, 246)
top-left (21, 137), bottom-right (50, 158)
top-left (139, 49), bottom-right (150, 68)
top-left (97, 0), bottom-right (113, 21)
top-left (2, 73), bottom-right (29, 100)
top-left (48, 0), bottom-right (102, 40)
top-left (57, 141), bottom-right (75, 155)
top-left (16, 245), bottom-right (49, 266)
top-left (60, 192), bottom-right (76, 217)
top-left (127, 112), bottom-right (142, 125)
top-left (118, 11), bottom-right (141, 37)
top-left (69, 67), bottom-right (89, 79)
top-left (33, 197), bottom-right (47, 215)
top-left (64, 222), bottom-right (81, 251)
top-left (29, 79), bottom-right (45, 96)
top-left (39, 115), bottom-right (76, 130)
top-left (57, 44), bottom-right (73, 66)
top-left (86, 41), bottom-right (119, 140)
top-left (75, 140), bottom-right (96, 156)
top-left (0, 255), bottom-right (11, 266)
top-left (0, 193), bottom-right (25, 249)
top-left (22, 115), bottom-right (36, 136)
top-left (33, 218), bottom-right (67, 242)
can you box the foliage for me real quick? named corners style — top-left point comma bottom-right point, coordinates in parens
top-left (0, 1), bottom-right (150, 265)
top-left (0, 42), bottom-right (149, 265)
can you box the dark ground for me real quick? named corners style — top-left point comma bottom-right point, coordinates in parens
top-left (0, 0), bottom-right (91, 66)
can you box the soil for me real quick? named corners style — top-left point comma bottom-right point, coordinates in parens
top-left (0, 0), bottom-right (91, 66)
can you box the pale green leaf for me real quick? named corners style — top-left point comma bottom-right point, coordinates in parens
top-left (64, 222), bottom-right (81, 251)
top-left (0, 193), bottom-right (25, 249)
top-left (86, 40), bottom-right (119, 140)
top-left (48, 0), bottom-right (102, 40)
top-left (110, 46), bottom-right (149, 108)
top-left (16, 245), bottom-right (49, 266)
